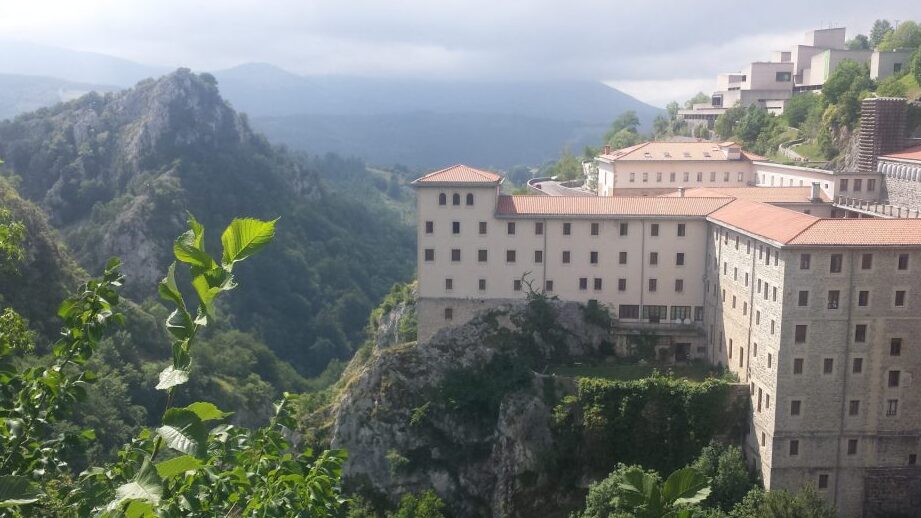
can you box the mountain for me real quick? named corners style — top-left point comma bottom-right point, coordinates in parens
top-left (0, 68), bottom-right (416, 376)
top-left (0, 40), bottom-right (166, 86)
top-left (0, 74), bottom-right (119, 121)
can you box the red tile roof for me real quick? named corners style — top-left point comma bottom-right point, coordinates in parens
top-left (788, 219), bottom-right (921, 247)
top-left (597, 141), bottom-right (755, 162)
top-left (662, 186), bottom-right (830, 203)
top-left (880, 144), bottom-right (921, 162)
top-left (707, 199), bottom-right (820, 244)
top-left (496, 195), bottom-right (733, 217)
top-left (413, 164), bottom-right (502, 184)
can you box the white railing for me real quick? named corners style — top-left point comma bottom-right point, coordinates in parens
top-left (835, 196), bottom-right (921, 218)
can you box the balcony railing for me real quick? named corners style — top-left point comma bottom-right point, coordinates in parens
top-left (834, 196), bottom-right (921, 218)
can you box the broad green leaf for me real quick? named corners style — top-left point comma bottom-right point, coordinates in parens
top-left (155, 455), bottom-right (203, 479)
top-left (165, 308), bottom-right (194, 341)
top-left (191, 267), bottom-right (234, 315)
top-left (174, 215), bottom-right (215, 269)
top-left (156, 365), bottom-right (189, 390)
top-left (184, 401), bottom-right (232, 421)
top-left (157, 263), bottom-right (187, 312)
top-left (110, 460), bottom-right (162, 509)
top-left (220, 217), bottom-right (278, 268)
top-left (0, 475), bottom-right (41, 507)
top-left (124, 499), bottom-right (155, 518)
top-left (157, 408), bottom-right (207, 457)
top-left (663, 467), bottom-right (711, 506)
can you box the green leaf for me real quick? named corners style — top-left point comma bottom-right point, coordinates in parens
top-left (156, 365), bottom-right (189, 390)
top-left (191, 267), bottom-right (235, 316)
top-left (157, 263), bottom-right (187, 312)
top-left (124, 499), bottom-right (155, 518)
top-left (662, 467), bottom-right (711, 506)
top-left (174, 215), bottom-right (215, 269)
top-left (111, 460), bottom-right (162, 508)
top-left (184, 401), bottom-right (232, 421)
top-left (0, 475), bottom-right (41, 507)
top-left (220, 217), bottom-right (278, 268)
top-left (157, 408), bottom-right (208, 457)
top-left (155, 455), bottom-right (203, 479)
top-left (165, 308), bottom-right (194, 341)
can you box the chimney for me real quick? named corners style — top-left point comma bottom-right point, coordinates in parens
top-left (810, 182), bottom-right (822, 202)
top-left (603, 145), bottom-right (611, 155)
top-left (678, 187), bottom-right (685, 197)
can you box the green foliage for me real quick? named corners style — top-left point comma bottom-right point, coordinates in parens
top-left (782, 94), bottom-right (821, 128)
top-left (878, 20), bottom-right (921, 52)
top-left (0, 207), bottom-right (24, 270)
top-left (389, 490), bottom-right (446, 518)
top-left (437, 353), bottom-right (532, 421)
top-left (577, 464), bottom-right (661, 518)
top-left (822, 60), bottom-right (871, 105)
top-left (690, 442), bottom-right (754, 511)
top-left (606, 128), bottom-right (642, 151)
top-left (386, 449), bottom-right (410, 476)
top-left (628, 331), bottom-right (658, 362)
top-left (877, 74), bottom-right (908, 97)
top-left (550, 148), bottom-right (583, 181)
top-left (685, 93), bottom-right (710, 109)
top-left (913, 47), bottom-right (921, 86)
top-left (713, 104), bottom-right (745, 141)
top-left (604, 111), bottom-right (643, 150)
top-left (576, 465), bottom-right (710, 518)
top-left (845, 34), bottom-right (870, 50)
top-left (581, 300), bottom-right (612, 329)
top-left (871, 19), bottom-right (893, 48)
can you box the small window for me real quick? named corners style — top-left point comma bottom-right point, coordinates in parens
top-left (466, 193), bottom-right (474, 206)
top-left (535, 222), bottom-right (544, 235)
top-left (795, 325), bottom-right (807, 343)
top-left (823, 358), bottom-right (834, 374)
top-left (677, 224), bottom-right (686, 237)
top-left (507, 222), bottom-right (516, 235)
top-left (506, 250), bottom-right (516, 263)
top-left (909, 454), bottom-right (917, 466)
top-left (619, 222), bottom-right (628, 236)
top-left (452, 193), bottom-right (460, 206)
top-left (438, 193), bottom-right (447, 205)
top-left (861, 253), bottom-right (873, 270)
top-left (868, 178), bottom-right (876, 191)
top-left (895, 290), bottom-right (906, 307)
top-left (618, 251), bottom-right (627, 265)
top-left (452, 221), bottom-right (460, 234)
top-left (849, 400), bottom-right (860, 416)
top-left (562, 251), bottom-right (571, 264)
top-left (424, 249), bottom-right (435, 261)
top-left (855, 324), bottom-right (867, 343)
top-left (478, 249), bottom-right (488, 262)
top-left (800, 254), bottom-right (811, 270)
top-left (648, 278), bottom-right (657, 292)
top-left (852, 358), bottom-right (863, 374)
top-left (675, 279), bottom-right (684, 292)
top-left (513, 280), bottom-right (522, 292)
top-left (847, 439), bottom-right (857, 455)
top-left (445, 278), bottom-right (453, 290)
top-left (840, 179), bottom-right (849, 192)
top-left (593, 278), bottom-right (602, 291)
top-left (451, 249), bottom-right (461, 262)
top-left (768, 353), bottom-right (772, 368)
top-left (618, 278), bottom-right (627, 291)
top-left (891, 338), bottom-right (902, 356)
top-left (479, 221), bottom-right (487, 235)
top-left (563, 222), bottom-right (571, 235)
top-left (545, 280), bottom-right (553, 292)
top-left (828, 290), bottom-right (840, 309)
top-left (793, 358), bottom-right (804, 375)
top-left (649, 252), bottom-right (658, 265)
top-left (425, 221), bottom-right (434, 234)
top-left (591, 222), bottom-right (599, 236)
top-left (889, 370), bottom-right (901, 388)
top-left (818, 474), bottom-right (829, 490)
top-left (887, 399), bottom-right (899, 416)
top-left (791, 400), bottom-right (801, 416)
top-left (898, 253), bottom-right (909, 271)
top-left (444, 307), bottom-right (453, 320)
top-left (858, 291), bottom-right (869, 306)
top-left (590, 251), bottom-right (599, 264)
top-left (650, 224), bottom-right (659, 237)
top-left (798, 291), bottom-right (809, 306)
top-left (789, 440), bottom-right (799, 456)
top-left (579, 278), bottom-right (588, 290)
top-left (776, 71), bottom-right (792, 81)
top-left (676, 253), bottom-right (685, 266)
top-left (478, 279), bottom-right (486, 291)
top-left (534, 250), bottom-right (543, 264)
top-left (830, 254), bottom-right (843, 273)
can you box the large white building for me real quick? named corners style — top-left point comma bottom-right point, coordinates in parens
top-left (413, 164), bottom-right (921, 517)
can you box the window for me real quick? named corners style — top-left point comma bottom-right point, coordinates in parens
top-left (479, 221), bottom-right (487, 234)
top-left (444, 307), bottom-right (453, 320)
top-left (898, 253), bottom-right (909, 270)
top-left (765, 248), bottom-right (771, 265)
top-left (612, 278), bottom-right (625, 293)
top-left (683, 172), bottom-right (689, 182)
top-left (753, 343), bottom-right (758, 357)
top-left (854, 179), bottom-right (862, 192)
top-left (840, 179), bottom-right (849, 192)
top-left (910, 454), bottom-right (917, 465)
top-left (823, 358), bottom-right (834, 374)
top-left (887, 399), bottom-right (899, 416)
top-left (830, 254), bottom-right (843, 273)
top-left (732, 295), bottom-right (736, 309)
top-left (670, 306), bottom-right (691, 320)
top-left (452, 193), bottom-right (460, 205)
top-left (891, 338), bottom-right (902, 356)
top-left (768, 353), bottom-right (773, 368)
top-left (593, 278), bottom-right (602, 291)
top-left (650, 224), bottom-right (659, 236)
top-left (755, 310), bottom-right (761, 325)
top-left (895, 290), bottom-right (906, 307)
top-left (675, 279), bottom-right (684, 292)
top-left (710, 171), bottom-right (716, 182)
top-left (858, 291), bottom-right (869, 306)
top-left (618, 251), bottom-right (627, 264)
top-left (451, 249), bottom-right (461, 262)
top-left (676, 253), bottom-right (685, 266)
top-left (789, 440), bottom-right (799, 456)
top-left (425, 221), bottom-right (434, 234)
top-left (853, 358), bottom-right (863, 374)
top-left (818, 474), bottom-right (829, 490)
top-left (849, 400), bottom-right (860, 416)
top-left (855, 324), bottom-right (867, 343)
top-left (798, 291), bottom-right (809, 306)
top-left (513, 280), bottom-right (522, 291)
top-left (579, 278), bottom-right (588, 290)
top-left (466, 193), bottom-right (474, 205)
top-left (643, 173), bottom-right (648, 182)
top-left (445, 278), bottom-right (453, 290)
top-left (506, 250), bottom-right (516, 263)
top-left (507, 222), bottom-right (516, 235)
top-left (800, 254), bottom-right (811, 270)
top-left (694, 306), bottom-right (704, 321)
top-left (790, 400), bottom-right (801, 416)
top-left (734, 267), bottom-right (738, 280)
top-left (649, 252), bottom-right (658, 265)
top-left (563, 222), bottom-right (571, 235)
top-left (771, 320), bottom-right (775, 334)
top-left (888, 370), bottom-right (901, 388)
top-left (630, 173), bottom-right (635, 183)
top-left (452, 221), bottom-right (460, 234)
top-left (590, 251), bottom-right (599, 264)
top-left (723, 172), bottom-right (730, 182)
top-left (795, 325), bottom-right (807, 343)
top-left (648, 279), bottom-right (657, 292)
top-left (534, 250), bottom-right (543, 264)
top-left (669, 172), bottom-right (675, 182)
top-left (868, 178), bottom-right (876, 191)
top-left (619, 305), bottom-right (639, 319)
top-left (476, 249), bottom-right (488, 262)
top-left (545, 280), bottom-right (553, 292)
top-left (861, 253), bottom-right (873, 270)
top-left (677, 224), bottom-right (686, 237)
top-left (656, 172), bottom-right (662, 182)
top-left (563, 251), bottom-right (571, 264)
top-left (438, 193), bottom-right (447, 205)
top-left (776, 71), bottom-right (792, 81)
top-left (424, 248), bottom-right (435, 261)
top-left (535, 222), bottom-right (544, 235)
top-left (828, 290), bottom-right (840, 309)
top-left (848, 439), bottom-right (858, 455)
top-left (793, 358), bottom-right (804, 375)
top-left (591, 222), bottom-right (599, 236)
top-left (697, 172), bottom-right (703, 182)
top-left (619, 222), bottom-right (628, 236)
top-left (478, 279), bottom-right (486, 291)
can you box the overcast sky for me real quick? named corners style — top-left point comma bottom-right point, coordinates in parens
top-left (0, 0), bottom-right (917, 106)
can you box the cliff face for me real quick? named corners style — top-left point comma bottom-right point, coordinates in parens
top-left (328, 300), bottom-right (609, 518)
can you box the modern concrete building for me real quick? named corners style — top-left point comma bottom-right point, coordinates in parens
top-left (871, 49), bottom-right (915, 81)
top-left (414, 164), bottom-right (921, 516)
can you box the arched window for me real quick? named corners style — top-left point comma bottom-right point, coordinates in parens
top-left (466, 193), bottom-right (474, 206)
top-left (439, 193), bottom-right (447, 205)
top-left (452, 193), bottom-right (461, 206)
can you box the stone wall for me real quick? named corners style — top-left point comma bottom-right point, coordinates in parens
top-left (863, 467), bottom-right (921, 517)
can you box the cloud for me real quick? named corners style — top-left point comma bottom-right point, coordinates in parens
top-left (0, 0), bottom-right (917, 105)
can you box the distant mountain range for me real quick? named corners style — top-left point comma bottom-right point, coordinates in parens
top-left (0, 42), bottom-right (662, 169)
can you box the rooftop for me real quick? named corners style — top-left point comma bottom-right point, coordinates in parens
top-left (412, 164), bottom-right (503, 185)
top-left (880, 145), bottom-right (921, 163)
top-left (707, 199), bottom-right (820, 244)
top-left (661, 186), bottom-right (830, 203)
top-left (495, 195), bottom-right (733, 217)
top-left (788, 219), bottom-right (921, 247)
top-left (597, 141), bottom-right (760, 162)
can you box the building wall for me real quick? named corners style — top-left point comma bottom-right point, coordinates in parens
top-left (871, 50), bottom-right (914, 80)
top-left (597, 160), bottom-right (755, 195)
top-left (753, 162), bottom-right (883, 201)
top-left (807, 49), bottom-right (873, 86)
top-left (879, 158), bottom-right (921, 209)
top-left (806, 28), bottom-right (846, 49)
top-left (744, 62), bottom-right (795, 91)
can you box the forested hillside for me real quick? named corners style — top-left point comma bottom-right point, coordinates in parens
top-left (0, 69), bottom-right (415, 376)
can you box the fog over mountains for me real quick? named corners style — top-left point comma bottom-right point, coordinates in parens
top-left (0, 41), bottom-right (661, 169)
